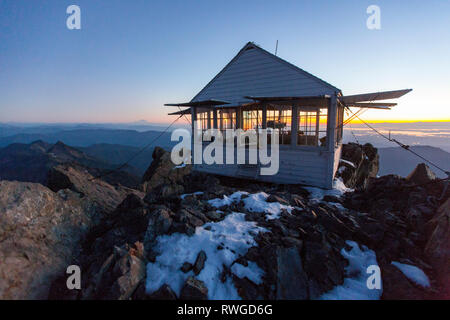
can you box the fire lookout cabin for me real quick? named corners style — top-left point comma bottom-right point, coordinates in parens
top-left (166, 42), bottom-right (411, 189)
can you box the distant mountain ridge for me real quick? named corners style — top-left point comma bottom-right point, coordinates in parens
top-left (378, 145), bottom-right (450, 178)
top-left (79, 143), bottom-right (155, 176)
top-left (0, 128), bottom-right (175, 148)
top-left (0, 140), bottom-right (140, 187)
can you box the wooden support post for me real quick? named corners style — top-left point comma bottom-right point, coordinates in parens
top-left (315, 108), bottom-right (320, 146)
top-left (213, 109), bottom-right (218, 129)
top-left (291, 104), bottom-right (298, 147)
top-left (325, 95), bottom-right (338, 189)
top-left (261, 103), bottom-right (267, 129)
top-left (327, 96), bottom-right (337, 152)
top-left (191, 107), bottom-right (197, 135)
top-left (237, 108), bottom-right (243, 129)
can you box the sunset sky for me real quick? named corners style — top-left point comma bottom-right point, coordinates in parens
top-left (1, 0), bottom-right (449, 124)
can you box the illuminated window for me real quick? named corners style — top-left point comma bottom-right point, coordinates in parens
top-left (297, 108), bottom-right (327, 146)
top-left (266, 106), bottom-right (291, 145)
top-left (218, 109), bottom-right (237, 130)
top-left (243, 109), bottom-right (262, 131)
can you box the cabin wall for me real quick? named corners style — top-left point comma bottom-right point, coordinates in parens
top-left (193, 144), bottom-right (334, 188)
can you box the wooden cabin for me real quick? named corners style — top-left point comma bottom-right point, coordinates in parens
top-left (166, 42), bottom-right (411, 189)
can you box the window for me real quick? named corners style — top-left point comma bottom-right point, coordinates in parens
top-left (218, 109), bottom-right (237, 130)
top-left (197, 111), bottom-right (211, 131)
top-left (297, 108), bottom-right (327, 146)
top-left (335, 105), bottom-right (344, 144)
top-left (266, 106), bottom-right (291, 145)
top-left (243, 109), bottom-right (262, 131)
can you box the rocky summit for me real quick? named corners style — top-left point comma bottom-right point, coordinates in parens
top-left (0, 144), bottom-right (448, 300)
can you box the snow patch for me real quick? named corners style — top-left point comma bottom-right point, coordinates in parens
top-left (391, 261), bottom-right (430, 288)
top-left (145, 212), bottom-right (267, 300)
top-left (320, 240), bottom-right (382, 300)
top-left (208, 191), bottom-right (248, 208)
top-left (243, 192), bottom-right (294, 220)
top-left (306, 178), bottom-right (353, 202)
top-left (340, 159), bottom-right (356, 168)
top-left (230, 261), bottom-right (264, 285)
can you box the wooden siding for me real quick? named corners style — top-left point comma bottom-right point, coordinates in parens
top-left (192, 45), bottom-right (339, 106)
top-left (194, 144), bottom-right (332, 188)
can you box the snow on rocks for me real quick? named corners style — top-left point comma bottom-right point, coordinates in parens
top-left (340, 159), bottom-right (356, 168)
top-left (146, 212), bottom-right (267, 299)
top-left (208, 191), bottom-right (294, 220)
top-left (207, 191), bottom-right (248, 208)
top-left (320, 240), bottom-right (382, 300)
top-left (306, 178), bottom-right (353, 202)
top-left (391, 261), bottom-right (431, 288)
top-left (243, 192), bottom-right (293, 220)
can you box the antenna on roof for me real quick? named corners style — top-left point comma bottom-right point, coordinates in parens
top-left (275, 40), bottom-right (279, 56)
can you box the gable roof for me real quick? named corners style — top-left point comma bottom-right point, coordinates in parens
top-left (191, 42), bottom-right (340, 106)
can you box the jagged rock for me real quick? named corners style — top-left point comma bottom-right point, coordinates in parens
top-left (47, 164), bottom-right (136, 216)
top-left (424, 198), bottom-right (450, 296)
top-left (141, 147), bottom-right (191, 193)
top-left (276, 247), bottom-right (308, 300)
top-left (337, 143), bottom-right (379, 189)
top-left (181, 262), bottom-right (193, 273)
top-left (205, 210), bottom-right (222, 221)
top-left (180, 277), bottom-right (208, 300)
top-left (149, 284), bottom-right (177, 300)
top-left (0, 181), bottom-right (96, 299)
top-left (114, 250), bottom-right (147, 300)
top-left (381, 263), bottom-right (427, 299)
top-left (193, 251), bottom-right (207, 275)
top-left (233, 276), bottom-right (263, 300)
top-left (143, 207), bottom-right (173, 256)
top-left (406, 163), bottom-right (437, 185)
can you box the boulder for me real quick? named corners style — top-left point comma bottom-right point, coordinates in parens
top-left (337, 143), bottom-right (379, 189)
top-left (143, 207), bottom-right (174, 255)
top-left (149, 284), bottom-right (177, 300)
top-left (406, 163), bottom-right (437, 185)
top-left (0, 181), bottom-right (97, 299)
top-left (424, 198), bottom-right (450, 297)
top-left (114, 249), bottom-right (147, 300)
top-left (141, 147), bottom-right (191, 193)
top-left (47, 164), bottom-right (136, 216)
top-left (181, 262), bottom-right (193, 273)
top-left (180, 277), bottom-right (208, 300)
top-left (193, 251), bottom-right (207, 275)
top-left (275, 247), bottom-right (308, 300)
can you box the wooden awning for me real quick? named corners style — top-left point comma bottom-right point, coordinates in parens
top-left (344, 102), bottom-right (397, 110)
top-left (339, 89), bottom-right (412, 104)
top-left (168, 108), bottom-right (191, 115)
top-left (164, 99), bottom-right (230, 107)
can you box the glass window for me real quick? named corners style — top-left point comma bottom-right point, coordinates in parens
top-left (297, 108), bottom-right (327, 147)
top-left (266, 106), bottom-right (291, 145)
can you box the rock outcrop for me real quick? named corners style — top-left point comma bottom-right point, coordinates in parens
top-left (337, 143), bottom-right (379, 189)
top-left (0, 163), bottom-right (139, 299)
top-left (0, 181), bottom-right (95, 299)
top-left (2, 143), bottom-right (447, 300)
top-left (141, 146), bottom-right (191, 193)
top-left (424, 197), bottom-right (450, 298)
